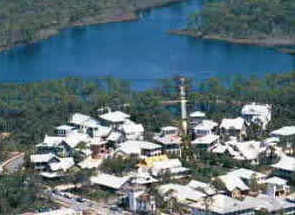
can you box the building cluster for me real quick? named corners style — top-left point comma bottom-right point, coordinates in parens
top-left (28, 102), bottom-right (295, 214)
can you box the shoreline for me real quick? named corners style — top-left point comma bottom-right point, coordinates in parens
top-left (0, 0), bottom-right (185, 53)
top-left (168, 29), bottom-right (295, 55)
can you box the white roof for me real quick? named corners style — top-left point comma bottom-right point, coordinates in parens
top-left (220, 117), bottom-right (245, 130)
top-left (64, 131), bottom-right (91, 148)
top-left (49, 157), bottom-right (74, 171)
top-left (55, 125), bottom-right (74, 130)
top-left (152, 158), bottom-right (182, 170)
top-left (187, 180), bottom-right (216, 195)
top-left (41, 135), bottom-right (65, 147)
top-left (192, 134), bottom-right (219, 145)
top-left (272, 155), bottom-right (295, 172)
top-left (161, 126), bottom-right (178, 131)
top-left (190, 194), bottom-right (254, 214)
top-left (158, 183), bottom-right (205, 202)
top-left (243, 194), bottom-right (295, 212)
top-left (121, 120), bottom-right (144, 134)
top-left (40, 171), bottom-right (62, 178)
top-left (78, 156), bottom-right (102, 169)
top-left (99, 111), bottom-right (130, 123)
top-left (116, 140), bottom-right (161, 155)
top-left (228, 168), bottom-right (266, 180)
top-left (231, 140), bottom-right (263, 160)
top-left (263, 137), bottom-right (280, 144)
top-left (218, 175), bottom-right (249, 192)
top-left (129, 172), bottom-right (158, 185)
top-left (265, 176), bottom-right (288, 186)
top-left (242, 103), bottom-right (271, 116)
top-left (271, 126), bottom-right (295, 136)
top-left (69, 113), bottom-right (99, 127)
top-left (190, 111), bottom-right (206, 118)
top-left (193, 120), bottom-right (218, 131)
top-left (90, 173), bottom-right (130, 189)
top-left (30, 153), bottom-right (57, 163)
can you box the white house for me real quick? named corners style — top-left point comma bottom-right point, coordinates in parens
top-left (190, 111), bottom-right (206, 126)
top-left (217, 174), bottom-right (250, 197)
top-left (241, 103), bottom-right (271, 129)
top-left (30, 153), bottom-right (74, 178)
top-left (121, 119), bottom-right (144, 141)
top-left (227, 168), bottom-right (267, 184)
top-left (114, 140), bottom-right (162, 158)
top-left (90, 173), bottom-right (130, 190)
top-left (271, 155), bottom-right (295, 178)
top-left (153, 126), bottom-right (182, 155)
top-left (192, 120), bottom-right (218, 137)
top-left (99, 111), bottom-right (130, 129)
top-left (220, 117), bottom-right (246, 141)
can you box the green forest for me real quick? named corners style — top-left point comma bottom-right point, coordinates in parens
top-left (0, 0), bottom-right (177, 51)
top-left (189, 0), bottom-right (295, 40)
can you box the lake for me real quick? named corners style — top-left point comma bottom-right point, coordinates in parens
top-left (0, 0), bottom-right (294, 89)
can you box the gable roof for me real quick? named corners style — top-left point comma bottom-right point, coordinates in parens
top-left (90, 173), bottom-right (130, 189)
top-left (220, 117), bottom-right (245, 130)
top-left (30, 153), bottom-right (58, 163)
top-left (49, 157), bottom-right (74, 171)
top-left (271, 155), bottom-right (295, 172)
top-left (218, 174), bottom-right (249, 192)
top-left (271, 126), bottom-right (295, 136)
top-left (227, 168), bottom-right (266, 180)
top-left (187, 180), bottom-right (216, 195)
top-left (116, 140), bottom-right (161, 155)
top-left (99, 111), bottom-right (130, 123)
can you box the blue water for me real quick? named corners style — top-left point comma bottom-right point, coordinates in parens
top-left (0, 0), bottom-right (294, 89)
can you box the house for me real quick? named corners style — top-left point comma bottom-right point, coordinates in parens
top-left (55, 125), bottom-right (75, 137)
top-left (30, 154), bottom-right (74, 178)
top-left (153, 126), bottom-right (182, 156)
top-left (220, 117), bottom-right (246, 141)
top-left (228, 140), bottom-right (265, 162)
top-left (190, 194), bottom-right (255, 215)
top-left (209, 139), bottom-right (266, 163)
top-left (271, 155), bottom-right (295, 178)
top-left (150, 158), bottom-right (190, 178)
top-left (158, 183), bottom-right (206, 203)
top-left (191, 134), bottom-right (219, 148)
top-left (217, 174), bottom-right (250, 198)
top-left (78, 156), bottom-right (102, 169)
top-left (120, 120), bottom-right (144, 141)
top-left (114, 140), bottom-right (162, 158)
top-left (128, 190), bottom-right (156, 214)
top-left (90, 173), bottom-right (130, 191)
top-left (30, 153), bottom-right (60, 171)
top-left (99, 111), bottom-right (130, 129)
top-left (264, 176), bottom-right (290, 197)
top-left (241, 103), bottom-right (271, 129)
top-left (187, 180), bottom-right (217, 195)
top-left (271, 126), bottom-right (295, 154)
top-left (190, 111), bottom-right (206, 126)
top-left (227, 168), bottom-right (267, 184)
top-left (192, 120), bottom-right (218, 138)
top-left (243, 194), bottom-right (295, 214)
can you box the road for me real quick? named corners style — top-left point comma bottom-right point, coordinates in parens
top-left (46, 190), bottom-right (132, 215)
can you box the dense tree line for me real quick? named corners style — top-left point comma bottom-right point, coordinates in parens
top-left (0, 0), bottom-right (179, 51)
top-left (189, 0), bottom-right (295, 39)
